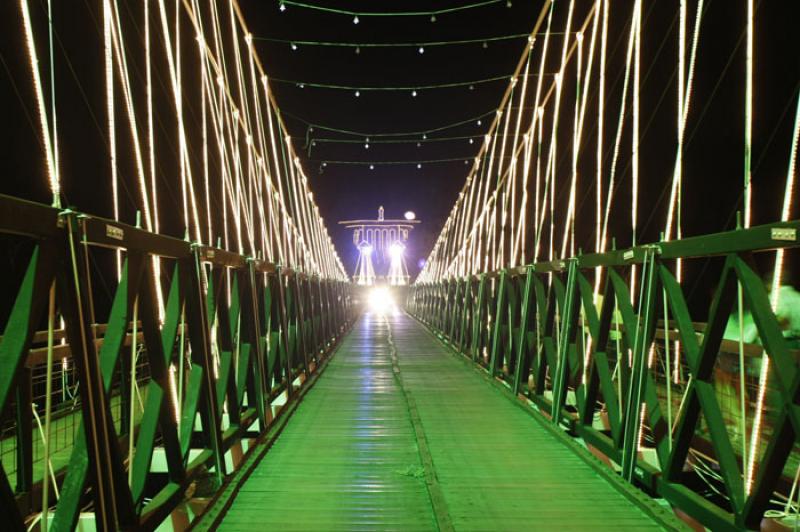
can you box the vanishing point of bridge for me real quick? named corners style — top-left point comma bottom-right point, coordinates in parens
top-left (0, 0), bottom-right (799, 531)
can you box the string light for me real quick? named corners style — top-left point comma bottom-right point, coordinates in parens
top-left (277, 0), bottom-right (506, 19)
top-left (419, 46), bottom-right (425, 54)
top-left (269, 74), bottom-right (513, 92)
top-left (291, 42), bottom-right (297, 50)
top-left (353, 15), bottom-right (359, 24)
top-left (254, 33), bottom-right (533, 49)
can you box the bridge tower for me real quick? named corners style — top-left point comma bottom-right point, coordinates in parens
top-left (339, 207), bottom-right (420, 285)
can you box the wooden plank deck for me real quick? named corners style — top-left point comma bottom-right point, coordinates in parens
top-left (218, 312), bottom-right (682, 531)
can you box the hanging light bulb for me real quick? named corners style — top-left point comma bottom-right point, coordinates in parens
top-left (365, 143), bottom-right (370, 149)
top-left (291, 42), bottom-right (297, 51)
top-left (279, 1), bottom-right (286, 11)
top-left (416, 142), bottom-right (421, 148)
top-left (417, 163), bottom-right (422, 169)
top-left (355, 46), bottom-right (361, 54)
top-left (322, 162), bottom-right (328, 167)
top-left (482, 41), bottom-right (488, 49)
top-left (355, 90), bottom-right (360, 97)
top-left (469, 85), bottom-right (475, 91)
top-left (477, 119), bottom-right (482, 126)
top-left (506, 0), bottom-right (512, 7)
top-left (369, 164), bottom-right (375, 170)
top-left (412, 90), bottom-right (418, 97)
top-left (469, 138), bottom-right (474, 144)
top-left (422, 134), bottom-right (427, 140)
top-left (353, 15), bottom-right (359, 24)
top-left (418, 46), bottom-right (424, 54)
top-left (430, 14), bottom-right (436, 22)
top-left (298, 83), bottom-right (305, 88)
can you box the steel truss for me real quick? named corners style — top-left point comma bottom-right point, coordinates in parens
top-left (0, 193), bottom-right (356, 531)
top-left (409, 219), bottom-right (800, 531)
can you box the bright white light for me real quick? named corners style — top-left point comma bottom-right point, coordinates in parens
top-left (389, 242), bottom-right (404, 258)
top-left (368, 288), bottom-right (394, 314)
top-left (404, 211), bottom-right (416, 220)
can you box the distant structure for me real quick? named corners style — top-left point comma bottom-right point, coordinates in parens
top-left (339, 206), bottom-right (420, 285)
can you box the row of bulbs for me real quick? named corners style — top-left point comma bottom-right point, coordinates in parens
top-left (289, 42), bottom-right (495, 54)
top-left (278, 1), bottom-right (514, 22)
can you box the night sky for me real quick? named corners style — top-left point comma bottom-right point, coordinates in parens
top-left (237, 0), bottom-right (544, 277)
top-left (0, 1), bottom-right (798, 291)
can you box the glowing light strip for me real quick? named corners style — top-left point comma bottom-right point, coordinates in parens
top-left (743, 0), bottom-right (754, 229)
top-left (746, 88), bottom-right (800, 495)
top-left (20, 0), bottom-right (59, 206)
top-left (598, 6), bottom-right (637, 257)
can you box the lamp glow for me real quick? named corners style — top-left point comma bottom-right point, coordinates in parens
top-left (404, 211), bottom-right (416, 220)
top-left (368, 287), bottom-right (394, 314)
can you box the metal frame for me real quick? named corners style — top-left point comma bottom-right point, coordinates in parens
top-left (409, 219), bottom-right (800, 531)
top-left (0, 194), bottom-right (355, 530)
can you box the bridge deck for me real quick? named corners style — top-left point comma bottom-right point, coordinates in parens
top-left (218, 313), bottom-right (675, 531)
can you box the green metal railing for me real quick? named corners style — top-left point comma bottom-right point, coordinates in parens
top-left (0, 193), bottom-right (356, 530)
top-left (408, 220), bottom-right (800, 531)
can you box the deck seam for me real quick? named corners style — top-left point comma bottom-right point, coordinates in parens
top-left (384, 315), bottom-right (455, 532)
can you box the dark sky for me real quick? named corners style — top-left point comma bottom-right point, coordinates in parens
top-left (238, 0), bottom-right (544, 277)
top-left (0, 1), bottom-right (798, 292)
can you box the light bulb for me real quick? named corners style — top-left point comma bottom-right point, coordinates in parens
top-left (482, 41), bottom-right (488, 49)
top-left (279, 2), bottom-right (286, 11)
top-left (506, 0), bottom-right (512, 7)
top-left (430, 14), bottom-right (436, 22)
top-left (469, 138), bottom-right (474, 144)
top-left (353, 15), bottom-right (359, 24)
top-left (369, 164), bottom-right (375, 170)
top-left (418, 46), bottom-right (424, 54)
top-left (416, 142), bottom-right (421, 148)
top-left (417, 163), bottom-right (422, 169)
top-left (469, 84), bottom-right (475, 90)
top-left (355, 90), bottom-right (360, 97)
top-left (291, 43), bottom-right (297, 50)
top-left (422, 134), bottom-right (427, 139)
top-left (355, 46), bottom-right (360, 54)
top-left (365, 143), bottom-right (369, 149)
top-left (477, 120), bottom-right (482, 126)
top-left (412, 90), bottom-right (417, 97)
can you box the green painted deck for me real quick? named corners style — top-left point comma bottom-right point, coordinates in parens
top-left (218, 312), bottom-right (677, 531)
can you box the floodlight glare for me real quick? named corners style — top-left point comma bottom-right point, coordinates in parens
top-left (368, 287), bottom-right (394, 314)
top-left (389, 243), bottom-right (404, 259)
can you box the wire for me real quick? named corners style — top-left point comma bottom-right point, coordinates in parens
top-left (282, 108), bottom-right (498, 138)
top-left (316, 156), bottom-right (485, 166)
top-left (270, 74), bottom-right (513, 92)
top-left (254, 34), bottom-right (532, 48)
top-left (278, 0), bottom-right (507, 18)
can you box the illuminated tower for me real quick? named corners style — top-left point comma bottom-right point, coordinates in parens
top-left (339, 207), bottom-right (419, 285)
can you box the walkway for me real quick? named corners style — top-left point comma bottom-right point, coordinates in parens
top-left (217, 312), bottom-right (679, 531)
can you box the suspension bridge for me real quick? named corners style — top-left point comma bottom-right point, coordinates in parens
top-left (0, 0), bottom-right (798, 531)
